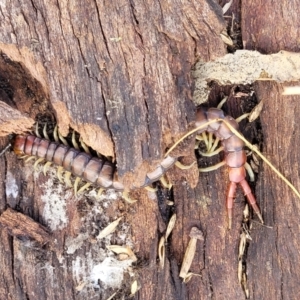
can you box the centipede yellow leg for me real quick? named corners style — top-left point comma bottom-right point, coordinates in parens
top-left (34, 158), bottom-right (44, 170)
top-left (160, 176), bottom-right (172, 190)
top-left (64, 171), bottom-right (73, 187)
top-left (25, 156), bottom-right (36, 163)
top-left (74, 177), bottom-right (81, 195)
top-left (35, 122), bottom-right (41, 138)
top-left (199, 161), bottom-right (226, 172)
top-left (43, 123), bottom-right (50, 140)
top-left (72, 131), bottom-right (80, 149)
top-left (122, 191), bottom-right (137, 203)
top-left (80, 138), bottom-right (91, 154)
top-left (97, 188), bottom-right (104, 197)
top-left (175, 161), bottom-right (196, 170)
top-left (144, 186), bottom-right (157, 192)
top-left (43, 161), bottom-right (52, 176)
top-left (57, 166), bottom-right (64, 182)
top-left (77, 182), bottom-right (91, 193)
top-left (199, 146), bottom-right (224, 157)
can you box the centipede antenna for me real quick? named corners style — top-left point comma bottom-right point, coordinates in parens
top-left (58, 131), bottom-right (69, 146)
top-left (80, 139), bottom-right (91, 154)
top-left (209, 137), bottom-right (220, 153)
top-left (122, 191), bottom-right (137, 203)
top-left (217, 96), bottom-right (228, 109)
top-left (175, 160), bottom-right (195, 170)
top-left (57, 166), bottom-right (64, 182)
top-left (20, 155), bottom-right (28, 159)
top-left (199, 161), bottom-right (226, 172)
top-left (235, 113), bottom-right (250, 123)
top-left (43, 161), bottom-right (52, 176)
top-left (165, 119), bottom-right (217, 157)
top-left (72, 131), bottom-right (80, 149)
top-left (160, 176), bottom-right (172, 190)
top-left (0, 143), bottom-right (11, 157)
top-left (35, 122), bottom-right (41, 138)
top-left (74, 177), bottom-right (81, 195)
top-left (77, 182), bottom-right (91, 193)
top-left (244, 162), bottom-right (255, 182)
top-left (196, 135), bottom-right (204, 141)
top-left (53, 125), bottom-right (59, 142)
top-left (25, 156), bottom-right (36, 163)
top-left (43, 123), bottom-right (50, 140)
top-left (64, 171), bottom-right (72, 187)
top-left (144, 186), bottom-right (157, 193)
top-left (97, 188), bottom-right (104, 197)
top-left (199, 146), bottom-right (224, 157)
top-left (34, 157), bottom-right (44, 170)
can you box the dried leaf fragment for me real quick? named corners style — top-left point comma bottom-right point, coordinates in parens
top-left (179, 227), bottom-right (204, 279)
top-left (182, 272), bottom-right (202, 283)
top-left (130, 280), bottom-right (138, 296)
top-left (282, 86), bottom-right (300, 95)
top-left (248, 101), bottom-right (264, 122)
top-left (222, 0), bottom-right (233, 14)
top-left (165, 214), bottom-right (176, 241)
top-left (75, 281), bottom-right (86, 291)
top-left (107, 245), bottom-right (137, 262)
top-left (220, 30), bottom-right (233, 46)
top-left (158, 236), bottom-right (165, 269)
top-left (97, 217), bottom-right (122, 239)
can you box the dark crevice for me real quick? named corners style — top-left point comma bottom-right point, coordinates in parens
top-left (93, 0), bottom-right (113, 61)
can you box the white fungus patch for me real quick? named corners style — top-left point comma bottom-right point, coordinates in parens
top-left (65, 233), bottom-right (90, 254)
top-left (5, 171), bottom-right (19, 198)
top-left (194, 50), bottom-right (300, 104)
top-left (90, 257), bottom-right (133, 289)
top-left (39, 168), bottom-right (70, 231)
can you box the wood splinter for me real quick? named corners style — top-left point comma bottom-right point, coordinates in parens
top-left (0, 207), bottom-right (51, 246)
top-left (179, 227), bottom-right (204, 280)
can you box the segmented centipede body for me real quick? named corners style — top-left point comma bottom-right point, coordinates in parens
top-left (12, 105), bottom-right (263, 227)
top-left (13, 134), bottom-right (125, 191)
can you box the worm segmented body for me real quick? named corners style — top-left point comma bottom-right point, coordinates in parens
top-left (13, 106), bottom-right (263, 226)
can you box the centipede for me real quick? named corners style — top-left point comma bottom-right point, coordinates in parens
top-left (12, 104), bottom-right (264, 228)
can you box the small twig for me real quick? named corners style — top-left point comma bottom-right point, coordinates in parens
top-left (0, 143), bottom-right (11, 157)
top-left (221, 118), bottom-right (300, 200)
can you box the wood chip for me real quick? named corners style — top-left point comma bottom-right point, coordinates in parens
top-left (179, 227), bottom-right (204, 279)
top-left (282, 86), bottom-right (300, 95)
top-left (107, 245), bottom-right (137, 262)
top-left (97, 217), bottom-right (122, 239)
top-left (158, 236), bottom-right (165, 269)
top-left (130, 280), bottom-right (138, 296)
top-left (220, 30), bottom-right (233, 46)
top-left (0, 207), bottom-right (51, 246)
top-left (248, 101), bottom-right (264, 122)
top-left (165, 214), bottom-right (176, 241)
top-left (222, 0), bottom-right (233, 14)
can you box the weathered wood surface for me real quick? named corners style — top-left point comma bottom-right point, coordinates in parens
top-left (0, 0), bottom-right (300, 300)
top-left (0, 1), bottom-right (227, 300)
top-left (241, 0), bottom-right (300, 53)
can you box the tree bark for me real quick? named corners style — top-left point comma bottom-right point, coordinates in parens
top-left (0, 0), bottom-right (300, 300)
